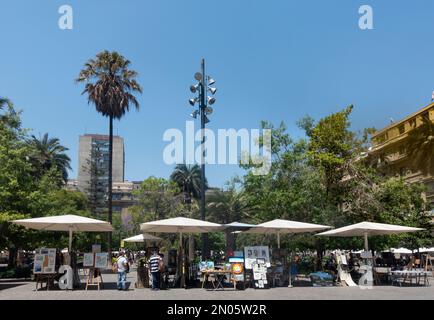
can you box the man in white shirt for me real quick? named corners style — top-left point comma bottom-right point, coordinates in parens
top-left (116, 251), bottom-right (129, 291)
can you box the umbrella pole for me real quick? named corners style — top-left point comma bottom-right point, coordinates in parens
top-left (277, 233), bottom-right (280, 249)
top-left (69, 228), bottom-right (73, 252)
top-left (180, 232), bottom-right (185, 288)
top-left (364, 232), bottom-right (369, 252)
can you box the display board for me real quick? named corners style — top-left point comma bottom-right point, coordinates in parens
top-left (83, 253), bottom-right (95, 267)
top-left (252, 259), bottom-right (269, 289)
top-left (244, 246), bottom-right (270, 270)
top-left (33, 248), bottom-right (56, 274)
top-left (83, 252), bottom-right (108, 269)
top-left (95, 252), bottom-right (108, 269)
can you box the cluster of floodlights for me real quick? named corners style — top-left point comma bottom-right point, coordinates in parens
top-left (188, 72), bottom-right (217, 124)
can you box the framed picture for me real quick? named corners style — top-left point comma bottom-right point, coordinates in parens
top-left (33, 248), bottom-right (56, 274)
top-left (83, 253), bottom-right (94, 267)
top-left (95, 252), bottom-right (108, 269)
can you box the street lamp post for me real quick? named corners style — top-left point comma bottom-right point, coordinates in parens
top-left (189, 58), bottom-right (217, 260)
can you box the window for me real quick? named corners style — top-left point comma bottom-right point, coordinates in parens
top-left (398, 124), bottom-right (405, 135)
top-left (409, 118), bottom-right (417, 128)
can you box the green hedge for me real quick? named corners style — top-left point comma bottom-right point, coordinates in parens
top-left (0, 266), bottom-right (32, 279)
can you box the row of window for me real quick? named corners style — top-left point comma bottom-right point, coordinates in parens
top-left (373, 110), bottom-right (432, 145)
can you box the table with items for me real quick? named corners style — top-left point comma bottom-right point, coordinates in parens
top-left (390, 269), bottom-right (431, 287)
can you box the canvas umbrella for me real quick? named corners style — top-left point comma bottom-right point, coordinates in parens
top-left (140, 217), bottom-right (223, 287)
top-left (244, 219), bottom-right (331, 288)
top-left (123, 233), bottom-right (163, 243)
top-left (12, 214), bottom-right (114, 252)
top-left (316, 221), bottom-right (423, 251)
top-left (245, 219), bottom-right (332, 248)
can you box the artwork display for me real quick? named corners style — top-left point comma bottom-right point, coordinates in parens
top-left (244, 246), bottom-right (270, 270)
top-left (95, 253), bottom-right (108, 269)
top-left (83, 253), bottom-right (95, 267)
top-left (33, 248), bottom-right (56, 274)
top-left (83, 252), bottom-right (108, 269)
top-left (252, 258), bottom-right (269, 289)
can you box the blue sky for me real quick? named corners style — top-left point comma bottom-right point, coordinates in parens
top-left (2, 0), bottom-right (434, 187)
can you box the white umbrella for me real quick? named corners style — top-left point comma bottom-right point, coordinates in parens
top-left (245, 219), bottom-right (332, 248)
top-left (140, 217), bottom-right (223, 288)
top-left (387, 248), bottom-right (413, 255)
top-left (419, 247), bottom-right (434, 253)
top-left (316, 221), bottom-right (423, 251)
top-left (12, 214), bottom-right (113, 252)
top-left (140, 217), bottom-right (223, 234)
top-left (123, 233), bottom-right (162, 243)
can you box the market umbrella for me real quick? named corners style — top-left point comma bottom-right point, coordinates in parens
top-left (316, 221), bottom-right (423, 251)
top-left (12, 214), bottom-right (114, 252)
top-left (140, 217), bottom-right (223, 287)
top-left (123, 233), bottom-right (163, 243)
top-left (244, 219), bottom-right (332, 248)
top-left (223, 222), bottom-right (257, 232)
top-left (388, 248), bottom-right (413, 255)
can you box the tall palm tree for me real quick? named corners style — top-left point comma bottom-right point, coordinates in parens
top-left (170, 164), bottom-right (208, 270)
top-left (405, 114), bottom-right (434, 176)
top-left (207, 187), bottom-right (256, 252)
top-left (28, 133), bottom-right (72, 183)
top-left (170, 164), bottom-right (206, 203)
top-left (76, 51), bottom-right (142, 252)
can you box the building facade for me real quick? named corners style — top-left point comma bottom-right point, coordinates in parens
top-left (77, 134), bottom-right (125, 192)
top-left (369, 103), bottom-right (434, 204)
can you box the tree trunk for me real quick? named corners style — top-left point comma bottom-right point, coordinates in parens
top-left (108, 115), bottom-right (113, 254)
top-left (188, 235), bottom-right (194, 262)
top-left (8, 246), bottom-right (17, 268)
top-left (225, 231), bottom-right (235, 254)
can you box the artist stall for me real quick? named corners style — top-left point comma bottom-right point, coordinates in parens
top-left (12, 214), bottom-right (113, 290)
top-left (244, 219), bottom-right (331, 287)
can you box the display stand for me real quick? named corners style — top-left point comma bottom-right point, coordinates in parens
top-left (252, 259), bottom-right (270, 289)
top-left (85, 268), bottom-right (103, 290)
top-left (35, 273), bottom-right (56, 291)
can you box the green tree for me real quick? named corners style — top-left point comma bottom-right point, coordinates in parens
top-left (207, 179), bottom-right (256, 252)
top-left (27, 133), bottom-right (71, 184)
top-left (129, 177), bottom-right (182, 233)
top-left (307, 105), bottom-right (355, 199)
top-left (76, 51), bottom-right (143, 252)
top-left (170, 164), bottom-right (206, 204)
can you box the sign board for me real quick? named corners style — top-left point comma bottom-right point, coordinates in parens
top-left (33, 248), bottom-right (56, 274)
top-left (244, 246), bottom-right (270, 270)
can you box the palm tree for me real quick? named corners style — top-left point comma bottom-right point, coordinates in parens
top-left (405, 114), bottom-right (434, 176)
top-left (28, 133), bottom-right (72, 183)
top-left (170, 164), bottom-right (208, 270)
top-left (76, 51), bottom-right (142, 252)
top-left (170, 164), bottom-right (206, 203)
top-left (207, 186), bottom-right (256, 253)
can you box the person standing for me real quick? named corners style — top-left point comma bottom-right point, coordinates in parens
top-left (149, 250), bottom-right (162, 290)
top-left (116, 251), bottom-right (129, 291)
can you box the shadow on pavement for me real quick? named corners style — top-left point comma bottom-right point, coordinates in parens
top-left (0, 282), bottom-right (29, 290)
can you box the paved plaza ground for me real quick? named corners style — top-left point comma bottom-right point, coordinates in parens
top-left (1, 269), bottom-right (433, 300)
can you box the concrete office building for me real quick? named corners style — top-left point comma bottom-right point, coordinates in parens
top-left (77, 134), bottom-right (125, 192)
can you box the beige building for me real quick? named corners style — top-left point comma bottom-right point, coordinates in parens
top-left (369, 103), bottom-right (434, 204)
top-left (77, 134), bottom-right (125, 192)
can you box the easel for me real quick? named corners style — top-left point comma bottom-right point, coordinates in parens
top-left (423, 254), bottom-right (433, 271)
top-left (85, 268), bottom-right (103, 290)
top-left (35, 273), bottom-right (56, 291)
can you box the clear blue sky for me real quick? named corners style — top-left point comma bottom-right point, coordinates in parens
top-left (2, 0), bottom-right (434, 187)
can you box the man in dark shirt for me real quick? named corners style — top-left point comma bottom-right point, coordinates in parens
top-left (149, 250), bottom-right (162, 290)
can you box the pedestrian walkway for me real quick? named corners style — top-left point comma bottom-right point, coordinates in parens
top-left (1, 271), bottom-right (433, 300)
